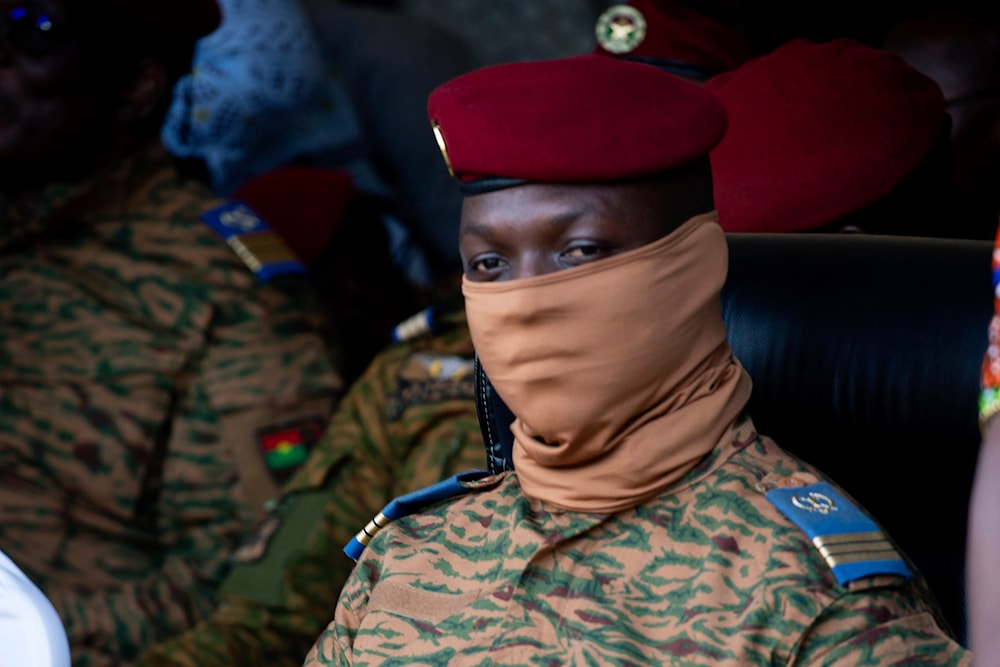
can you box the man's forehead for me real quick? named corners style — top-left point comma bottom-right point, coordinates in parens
top-left (459, 182), bottom-right (645, 232)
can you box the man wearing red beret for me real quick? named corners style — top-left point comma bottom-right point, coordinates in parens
top-left (304, 55), bottom-right (969, 665)
top-left (0, 1), bottom-right (344, 664)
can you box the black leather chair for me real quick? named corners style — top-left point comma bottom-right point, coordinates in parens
top-left (476, 232), bottom-right (993, 644)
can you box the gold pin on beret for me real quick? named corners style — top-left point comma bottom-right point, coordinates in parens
top-left (431, 120), bottom-right (455, 177)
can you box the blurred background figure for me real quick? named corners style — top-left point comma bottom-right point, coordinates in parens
top-left (229, 165), bottom-right (418, 383)
top-left (882, 7), bottom-right (1000, 241)
top-left (0, 0), bottom-right (344, 663)
top-left (303, 0), bottom-right (477, 283)
top-left (162, 0), bottom-right (477, 287)
top-left (967, 222), bottom-right (1000, 663)
top-left (706, 38), bottom-right (959, 237)
top-left (0, 550), bottom-right (70, 667)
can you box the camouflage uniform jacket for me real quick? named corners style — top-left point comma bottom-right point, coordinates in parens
top-left (136, 308), bottom-right (484, 667)
top-left (307, 416), bottom-right (971, 666)
top-left (0, 145), bottom-right (344, 666)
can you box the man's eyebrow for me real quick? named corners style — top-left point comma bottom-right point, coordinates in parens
top-left (460, 207), bottom-right (591, 239)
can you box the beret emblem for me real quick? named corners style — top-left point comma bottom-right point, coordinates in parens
top-left (596, 4), bottom-right (647, 55)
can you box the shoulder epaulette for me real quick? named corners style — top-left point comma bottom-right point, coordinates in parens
top-left (200, 201), bottom-right (307, 282)
top-left (766, 482), bottom-right (910, 586)
top-left (392, 306), bottom-right (449, 343)
top-left (345, 470), bottom-right (494, 561)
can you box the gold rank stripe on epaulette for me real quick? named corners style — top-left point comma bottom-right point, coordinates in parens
top-left (392, 306), bottom-right (446, 343)
top-left (344, 470), bottom-right (496, 561)
top-left (765, 482), bottom-right (911, 586)
top-left (355, 511), bottom-right (391, 551)
top-left (200, 201), bottom-right (307, 282)
top-left (226, 230), bottom-right (298, 274)
top-left (811, 531), bottom-right (902, 568)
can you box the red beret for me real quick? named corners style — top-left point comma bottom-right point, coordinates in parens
top-left (108, 0), bottom-right (221, 38)
top-left (427, 54), bottom-right (727, 189)
top-left (706, 38), bottom-right (946, 233)
top-left (595, 1), bottom-right (753, 77)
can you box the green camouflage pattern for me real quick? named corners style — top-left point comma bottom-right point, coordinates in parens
top-left (0, 145), bottom-right (344, 666)
top-left (136, 308), bottom-right (485, 667)
top-left (308, 416), bottom-right (971, 666)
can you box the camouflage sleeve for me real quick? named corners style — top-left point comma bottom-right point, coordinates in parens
top-left (301, 556), bottom-right (372, 667)
top-left (791, 586), bottom-right (973, 666)
top-left (136, 328), bottom-right (482, 667)
top-left (54, 277), bottom-right (343, 664)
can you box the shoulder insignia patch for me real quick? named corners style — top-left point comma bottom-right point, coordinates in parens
top-left (766, 482), bottom-right (910, 586)
top-left (345, 470), bottom-right (497, 561)
top-left (200, 201), bottom-right (307, 281)
top-left (401, 354), bottom-right (475, 382)
top-left (385, 355), bottom-right (475, 422)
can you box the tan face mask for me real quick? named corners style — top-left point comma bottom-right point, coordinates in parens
top-left (462, 213), bottom-right (752, 513)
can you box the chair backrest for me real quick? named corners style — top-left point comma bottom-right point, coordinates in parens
top-left (476, 232), bottom-right (993, 642)
top-left (725, 232), bottom-right (990, 642)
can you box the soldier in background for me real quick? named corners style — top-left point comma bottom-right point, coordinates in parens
top-left (137, 303), bottom-right (482, 667)
top-left (0, 0), bottom-right (343, 663)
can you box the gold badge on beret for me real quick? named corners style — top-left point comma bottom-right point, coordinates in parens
top-left (431, 120), bottom-right (455, 177)
top-left (595, 4), bottom-right (647, 55)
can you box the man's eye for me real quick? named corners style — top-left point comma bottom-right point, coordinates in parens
top-left (469, 256), bottom-right (506, 272)
top-left (562, 244), bottom-right (604, 261)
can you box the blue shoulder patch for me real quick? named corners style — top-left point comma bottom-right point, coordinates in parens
top-left (345, 470), bottom-right (493, 561)
top-left (766, 482), bottom-right (910, 586)
top-left (200, 201), bottom-right (307, 282)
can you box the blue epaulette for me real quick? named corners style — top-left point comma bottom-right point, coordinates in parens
top-left (200, 201), bottom-right (307, 282)
top-left (345, 470), bottom-right (492, 561)
top-left (766, 482), bottom-right (910, 586)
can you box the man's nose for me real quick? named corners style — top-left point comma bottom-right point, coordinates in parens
top-left (509, 252), bottom-right (551, 281)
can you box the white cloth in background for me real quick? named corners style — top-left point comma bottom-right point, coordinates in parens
top-left (160, 0), bottom-right (382, 197)
top-left (0, 550), bottom-right (70, 667)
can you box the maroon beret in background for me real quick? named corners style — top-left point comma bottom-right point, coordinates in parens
top-left (108, 0), bottom-right (222, 38)
top-left (233, 166), bottom-right (357, 268)
top-left (427, 54), bottom-right (728, 188)
top-left (594, 0), bottom-right (753, 76)
top-left (706, 38), bottom-right (946, 234)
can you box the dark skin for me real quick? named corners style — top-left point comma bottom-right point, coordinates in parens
top-left (0, 0), bottom-right (169, 194)
top-left (460, 165), bottom-right (715, 283)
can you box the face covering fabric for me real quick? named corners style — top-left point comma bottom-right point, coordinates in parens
top-left (462, 213), bottom-right (752, 512)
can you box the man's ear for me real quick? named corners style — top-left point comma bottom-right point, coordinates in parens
top-left (117, 59), bottom-right (170, 125)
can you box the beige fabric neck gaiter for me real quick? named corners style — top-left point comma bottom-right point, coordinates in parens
top-left (462, 212), bottom-right (752, 513)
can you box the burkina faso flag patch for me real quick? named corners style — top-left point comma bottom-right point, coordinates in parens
top-left (257, 418), bottom-right (325, 481)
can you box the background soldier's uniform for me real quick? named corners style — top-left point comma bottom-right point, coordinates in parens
top-left (136, 308), bottom-right (483, 667)
top-left (308, 417), bottom-right (971, 666)
top-left (0, 145), bottom-right (344, 666)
